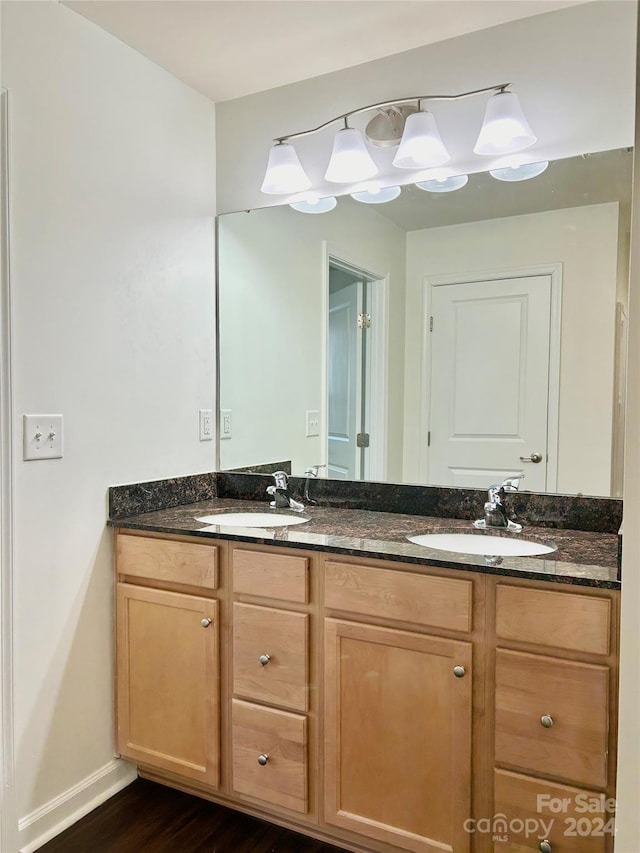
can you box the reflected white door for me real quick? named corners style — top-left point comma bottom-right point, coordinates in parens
top-left (328, 280), bottom-right (362, 479)
top-left (429, 275), bottom-right (552, 490)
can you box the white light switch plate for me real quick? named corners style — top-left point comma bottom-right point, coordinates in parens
top-left (199, 409), bottom-right (213, 441)
top-left (23, 414), bottom-right (63, 460)
top-left (220, 409), bottom-right (232, 440)
top-left (306, 410), bottom-right (320, 437)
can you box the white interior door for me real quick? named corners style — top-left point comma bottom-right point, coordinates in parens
top-left (428, 275), bottom-right (552, 490)
top-left (328, 280), bottom-right (362, 479)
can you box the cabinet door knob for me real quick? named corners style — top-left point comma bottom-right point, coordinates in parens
top-left (539, 840), bottom-right (552, 853)
top-left (200, 617), bottom-right (212, 628)
top-left (258, 654), bottom-right (271, 666)
top-left (257, 753), bottom-right (269, 766)
top-left (453, 665), bottom-right (466, 678)
top-left (540, 714), bottom-right (554, 728)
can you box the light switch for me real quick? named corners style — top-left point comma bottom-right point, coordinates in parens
top-left (23, 414), bottom-right (63, 460)
top-left (306, 410), bottom-right (320, 437)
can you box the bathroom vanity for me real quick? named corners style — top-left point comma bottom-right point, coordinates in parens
top-left (110, 484), bottom-right (620, 853)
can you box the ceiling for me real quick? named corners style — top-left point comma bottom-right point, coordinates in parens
top-left (63, 0), bottom-right (585, 103)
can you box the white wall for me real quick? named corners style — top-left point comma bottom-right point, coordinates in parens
top-left (218, 201), bottom-right (406, 479)
top-left (1, 2), bottom-right (216, 849)
top-left (215, 1), bottom-right (635, 214)
top-left (404, 203), bottom-right (620, 497)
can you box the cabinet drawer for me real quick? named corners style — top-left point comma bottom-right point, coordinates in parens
top-left (232, 699), bottom-right (307, 814)
top-left (117, 534), bottom-right (218, 590)
top-left (495, 649), bottom-right (609, 789)
top-left (496, 584), bottom-right (610, 655)
top-left (325, 561), bottom-right (472, 632)
top-left (233, 603), bottom-right (309, 711)
top-left (233, 548), bottom-right (309, 603)
top-left (494, 769), bottom-right (609, 853)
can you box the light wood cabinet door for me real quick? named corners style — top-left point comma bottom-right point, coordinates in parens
top-left (117, 583), bottom-right (220, 787)
top-left (324, 618), bottom-right (472, 853)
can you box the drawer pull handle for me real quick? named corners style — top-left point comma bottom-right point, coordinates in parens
top-left (453, 665), bottom-right (466, 678)
top-left (258, 654), bottom-right (271, 666)
top-left (200, 617), bottom-right (212, 628)
top-left (257, 753), bottom-right (269, 766)
top-left (539, 841), bottom-right (552, 853)
top-left (540, 714), bottom-right (554, 728)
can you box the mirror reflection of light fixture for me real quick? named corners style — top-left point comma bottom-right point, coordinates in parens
top-left (324, 126), bottom-right (378, 183)
top-left (415, 173), bottom-right (469, 193)
top-left (489, 158), bottom-right (549, 181)
top-left (289, 193), bottom-right (337, 214)
top-left (392, 108), bottom-right (450, 169)
top-left (261, 142), bottom-right (311, 194)
top-left (261, 83), bottom-right (537, 194)
top-left (474, 91), bottom-right (537, 156)
top-left (350, 183), bottom-right (402, 204)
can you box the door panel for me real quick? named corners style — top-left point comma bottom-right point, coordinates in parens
top-left (429, 275), bottom-right (552, 490)
top-left (328, 280), bottom-right (362, 479)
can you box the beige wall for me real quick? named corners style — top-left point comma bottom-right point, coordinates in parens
top-left (404, 203), bottom-right (620, 496)
top-left (218, 201), bottom-right (406, 480)
top-left (1, 3), bottom-right (216, 848)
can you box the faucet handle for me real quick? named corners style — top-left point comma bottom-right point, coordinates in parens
top-left (501, 475), bottom-right (524, 492)
top-left (304, 464), bottom-right (326, 478)
top-left (273, 470), bottom-right (289, 489)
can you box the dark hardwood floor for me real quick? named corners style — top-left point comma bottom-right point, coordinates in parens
top-left (38, 779), bottom-right (348, 853)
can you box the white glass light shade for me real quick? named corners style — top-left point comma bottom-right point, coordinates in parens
top-left (392, 110), bottom-right (450, 169)
top-left (473, 91), bottom-right (537, 156)
top-left (415, 174), bottom-right (468, 193)
top-left (324, 128), bottom-right (378, 183)
top-left (489, 160), bottom-right (549, 182)
top-left (260, 143), bottom-right (311, 194)
top-left (351, 185), bottom-right (401, 204)
top-left (289, 195), bottom-right (337, 214)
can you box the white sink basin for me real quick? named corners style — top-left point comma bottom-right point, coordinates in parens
top-left (407, 532), bottom-right (556, 557)
top-left (196, 512), bottom-right (309, 528)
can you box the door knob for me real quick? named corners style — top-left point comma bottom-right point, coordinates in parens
top-left (519, 451), bottom-right (543, 463)
top-left (259, 654), bottom-right (271, 666)
top-left (257, 753), bottom-right (269, 766)
top-left (200, 617), bottom-right (212, 628)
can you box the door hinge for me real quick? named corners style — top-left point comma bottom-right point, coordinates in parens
top-left (356, 432), bottom-right (370, 448)
top-left (357, 313), bottom-right (372, 329)
top-left (429, 316), bottom-right (434, 332)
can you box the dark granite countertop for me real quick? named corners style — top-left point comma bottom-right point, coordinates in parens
top-left (109, 497), bottom-right (621, 590)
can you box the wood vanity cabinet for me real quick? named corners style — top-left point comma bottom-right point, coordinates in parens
top-left (113, 529), bottom-right (620, 853)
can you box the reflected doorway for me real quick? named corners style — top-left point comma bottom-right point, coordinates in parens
top-left (327, 259), bottom-right (386, 481)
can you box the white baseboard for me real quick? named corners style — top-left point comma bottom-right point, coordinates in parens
top-left (18, 757), bottom-right (137, 853)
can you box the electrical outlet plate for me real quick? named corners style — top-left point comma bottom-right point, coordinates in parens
top-left (306, 409), bottom-right (320, 437)
top-left (220, 409), bottom-right (232, 440)
top-left (199, 409), bottom-right (213, 441)
top-left (23, 414), bottom-right (63, 460)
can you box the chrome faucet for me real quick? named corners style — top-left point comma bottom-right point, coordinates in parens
top-left (266, 471), bottom-right (305, 512)
top-left (474, 476), bottom-right (523, 531)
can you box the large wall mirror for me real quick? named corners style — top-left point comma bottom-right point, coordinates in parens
top-left (217, 3), bottom-right (635, 498)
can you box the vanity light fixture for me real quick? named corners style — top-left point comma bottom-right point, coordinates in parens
top-left (324, 123), bottom-right (378, 183)
top-left (260, 141), bottom-right (311, 195)
top-left (473, 91), bottom-right (537, 156)
top-left (288, 193), bottom-right (337, 214)
top-left (350, 183), bottom-right (402, 204)
top-left (261, 83), bottom-right (537, 194)
top-left (489, 158), bottom-right (549, 181)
